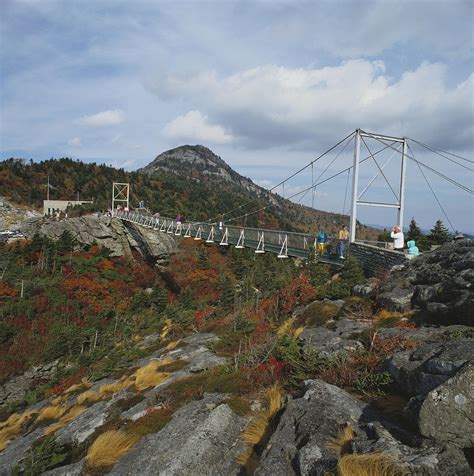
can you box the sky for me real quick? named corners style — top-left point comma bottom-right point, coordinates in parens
top-left (1, 0), bottom-right (473, 232)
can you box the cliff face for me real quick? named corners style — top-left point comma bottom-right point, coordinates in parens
top-left (18, 215), bottom-right (178, 262)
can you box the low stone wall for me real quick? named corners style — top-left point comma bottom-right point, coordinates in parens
top-left (349, 242), bottom-right (409, 276)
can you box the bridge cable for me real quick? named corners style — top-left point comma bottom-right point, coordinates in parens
top-left (204, 130), bottom-right (356, 224)
top-left (407, 143), bottom-right (456, 233)
top-left (224, 140), bottom-right (400, 224)
top-left (360, 136), bottom-right (399, 201)
top-left (224, 142), bottom-right (398, 224)
top-left (296, 133), bottom-right (354, 206)
top-left (342, 168), bottom-right (351, 215)
top-left (408, 138), bottom-right (473, 165)
top-left (360, 131), bottom-right (474, 195)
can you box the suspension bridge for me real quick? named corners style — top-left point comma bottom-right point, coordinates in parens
top-left (112, 129), bottom-right (473, 268)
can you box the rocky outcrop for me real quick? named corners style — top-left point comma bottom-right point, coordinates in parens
top-left (377, 239), bottom-right (474, 325)
top-left (419, 362), bottom-right (474, 448)
top-left (386, 338), bottom-right (473, 396)
top-left (300, 317), bottom-right (369, 356)
top-left (0, 196), bottom-right (41, 229)
top-left (110, 394), bottom-right (248, 475)
top-left (0, 360), bottom-right (59, 407)
top-left (18, 215), bottom-right (178, 260)
top-left (255, 379), bottom-right (471, 476)
top-left (255, 380), bottom-right (470, 476)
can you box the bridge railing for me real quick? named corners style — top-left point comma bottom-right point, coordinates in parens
top-left (117, 211), bottom-right (343, 261)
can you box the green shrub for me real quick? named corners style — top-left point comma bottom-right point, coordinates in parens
top-left (12, 436), bottom-right (67, 476)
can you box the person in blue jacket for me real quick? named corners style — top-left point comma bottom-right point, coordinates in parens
top-left (407, 240), bottom-right (420, 256)
top-left (317, 230), bottom-right (328, 255)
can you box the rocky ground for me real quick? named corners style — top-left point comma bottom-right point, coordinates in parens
top-left (0, 237), bottom-right (472, 474)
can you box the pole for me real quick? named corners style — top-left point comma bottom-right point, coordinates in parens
top-left (398, 138), bottom-right (408, 230)
top-left (349, 129), bottom-right (361, 242)
top-left (47, 176), bottom-right (50, 200)
top-left (20, 280), bottom-right (24, 298)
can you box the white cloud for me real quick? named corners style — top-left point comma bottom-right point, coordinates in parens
top-left (67, 137), bottom-right (82, 147)
top-left (151, 61), bottom-right (473, 151)
top-left (78, 109), bottom-right (125, 127)
top-left (162, 110), bottom-right (235, 144)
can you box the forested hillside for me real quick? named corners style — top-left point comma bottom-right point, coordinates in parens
top-left (0, 157), bottom-right (378, 238)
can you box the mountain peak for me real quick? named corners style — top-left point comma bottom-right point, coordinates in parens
top-left (140, 144), bottom-right (236, 182)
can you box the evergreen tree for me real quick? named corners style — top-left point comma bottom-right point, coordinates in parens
top-left (407, 217), bottom-right (422, 242)
top-left (428, 219), bottom-right (450, 245)
top-left (57, 230), bottom-right (77, 253)
top-left (218, 275), bottom-right (235, 312)
top-left (151, 286), bottom-right (168, 313)
top-left (340, 256), bottom-right (365, 288)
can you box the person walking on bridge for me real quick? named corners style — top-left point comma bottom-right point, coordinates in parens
top-left (337, 225), bottom-right (349, 259)
top-left (317, 229), bottom-right (328, 255)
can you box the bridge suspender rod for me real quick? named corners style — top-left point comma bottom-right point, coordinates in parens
top-left (220, 228), bottom-right (229, 246)
top-left (278, 235), bottom-right (288, 258)
top-left (167, 222), bottom-right (174, 234)
top-left (194, 226), bottom-right (202, 241)
top-left (206, 226), bottom-right (215, 243)
top-left (184, 224), bottom-right (191, 238)
top-left (255, 232), bottom-right (265, 253)
top-left (235, 229), bottom-right (245, 249)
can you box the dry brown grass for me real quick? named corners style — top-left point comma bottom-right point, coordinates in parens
top-left (239, 385), bottom-right (283, 451)
top-left (77, 389), bottom-right (104, 405)
top-left (160, 319), bottom-right (172, 340)
top-left (86, 430), bottom-right (139, 468)
top-left (338, 452), bottom-right (408, 476)
top-left (36, 405), bottom-right (67, 423)
top-left (0, 411), bottom-right (36, 451)
top-left (99, 376), bottom-right (135, 396)
top-left (166, 339), bottom-right (181, 350)
top-left (133, 361), bottom-right (170, 391)
top-left (64, 378), bottom-right (92, 395)
top-left (44, 405), bottom-right (87, 435)
top-left (327, 425), bottom-right (354, 455)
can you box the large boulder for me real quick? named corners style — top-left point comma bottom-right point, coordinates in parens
top-left (386, 338), bottom-right (473, 396)
top-left (110, 394), bottom-right (248, 475)
top-left (255, 379), bottom-right (468, 475)
top-left (419, 362), bottom-right (474, 448)
top-left (377, 239), bottom-right (474, 325)
top-left (19, 215), bottom-right (178, 260)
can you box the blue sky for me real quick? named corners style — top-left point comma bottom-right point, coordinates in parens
top-left (1, 0), bottom-right (473, 232)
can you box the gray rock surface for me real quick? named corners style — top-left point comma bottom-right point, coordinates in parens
top-left (255, 379), bottom-right (451, 476)
top-left (42, 460), bottom-right (85, 476)
top-left (19, 215), bottom-right (177, 260)
top-left (300, 318), bottom-right (370, 356)
top-left (110, 394), bottom-right (248, 475)
top-left (0, 428), bottom-right (43, 476)
top-left (419, 362), bottom-right (474, 447)
top-left (377, 239), bottom-right (474, 324)
top-left (386, 338), bottom-right (473, 396)
top-left (0, 360), bottom-right (59, 407)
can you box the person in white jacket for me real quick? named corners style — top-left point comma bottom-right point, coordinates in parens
top-left (391, 226), bottom-right (405, 250)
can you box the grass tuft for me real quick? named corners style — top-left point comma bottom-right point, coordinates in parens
top-left (44, 405), bottom-right (87, 435)
top-left (0, 411), bottom-right (36, 451)
top-left (338, 452), bottom-right (408, 476)
top-left (64, 378), bottom-right (92, 395)
top-left (133, 361), bottom-right (170, 391)
top-left (238, 385), bottom-right (283, 455)
top-left (36, 405), bottom-right (67, 423)
top-left (77, 389), bottom-right (103, 405)
top-left (327, 425), bottom-right (354, 455)
top-left (86, 430), bottom-right (139, 468)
